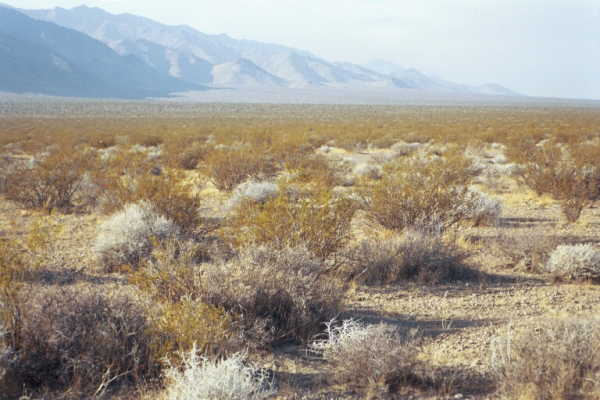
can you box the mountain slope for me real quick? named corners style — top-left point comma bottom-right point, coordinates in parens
top-left (0, 31), bottom-right (95, 96)
top-left (21, 5), bottom-right (518, 96)
top-left (0, 6), bottom-right (201, 98)
top-left (211, 58), bottom-right (287, 87)
top-left (365, 59), bottom-right (519, 96)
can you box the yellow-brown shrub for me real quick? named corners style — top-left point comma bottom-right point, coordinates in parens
top-left (4, 148), bottom-right (95, 213)
top-left (98, 168), bottom-right (204, 234)
top-left (203, 147), bottom-right (279, 191)
top-left (366, 155), bottom-right (473, 231)
top-left (519, 142), bottom-right (600, 222)
top-left (225, 185), bottom-right (357, 260)
top-left (149, 298), bottom-right (234, 363)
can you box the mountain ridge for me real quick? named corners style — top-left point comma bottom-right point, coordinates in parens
top-left (0, 5), bottom-right (202, 98)
top-left (22, 5), bottom-right (519, 96)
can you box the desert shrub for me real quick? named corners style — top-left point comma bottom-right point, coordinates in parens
top-left (94, 202), bottom-right (180, 270)
top-left (226, 180), bottom-right (279, 211)
top-left (131, 172), bottom-right (204, 234)
top-left (0, 237), bottom-right (25, 351)
top-left (4, 149), bottom-right (94, 212)
top-left (133, 134), bottom-right (163, 147)
top-left (199, 245), bottom-right (343, 346)
top-left (391, 141), bottom-right (421, 156)
top-left (150, 297), bottom-right (235, 363)
top-left (310, 320), bottom-right (418, 393)
top-left (353, 163), bottom-right (383, 179)
top-left (491, 230), bottom-right (561, 272)
top-left (226, 186), bottom-right (357, 260)
top-left (98, 169), bottom-right (204, 234)
top-left (461, 187), bottom-right (502, 226)
top-left (163, 347), bottom-right (275, 400)
top-left (491, 318), bottom-right (600, 400)
top-left (203, 147), bottom-right (279, 191)
top-left (129, 241), bottom-right (237, 362)
top-left (86, 133), bottom-right (117, 149)
top-left (5, 290), bottom-right (155, 398)
top-left (129, 239), bottom-right (208, 303)
top-left (545, 244), bottom-right (600, 281)
top-left (344, 229), bottom-right (471, 285)
top-left (166, 141), bottom-right (210, 170)
top-left (519, 142), bottom-right (600, 223)
top-left (367, 156), bottom-right (473, 231)
top-left (284, 154), bottom-right (343, 187)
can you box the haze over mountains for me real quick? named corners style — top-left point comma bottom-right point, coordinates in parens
top-left (0, 4), bottom-right (519, 99)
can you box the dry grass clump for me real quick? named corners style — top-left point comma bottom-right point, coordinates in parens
top-left (545, 244), bottom-right (600, 281)
top-left (94, 201), bottom-right (180, 270)
top-left (344, 229), bottom-right (471, 285)
top-left (367, 156), bottom-right (473, 231)
top-left (4, 290), bottom-right (155, 398)
top-left (203, 147), bottom-right (278, 191)
top-left (200, 245), bottom-right (344, 346)
top-left (491, 318), bottom-right (600, 400)
top-left (310, 319), bottom-right (418, 394)
top-left (163, 347), bottom-right (275, 400)
top-left (3, 148), bottom-right (95, 213)
top-left (226, 187), bottom-right (357, 260)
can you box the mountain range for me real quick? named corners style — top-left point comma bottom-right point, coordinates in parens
top-left (0, 4), bottom-right (519, 99)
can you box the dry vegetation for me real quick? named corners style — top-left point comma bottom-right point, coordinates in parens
top-left (2, 102), bottom-right (600, 399)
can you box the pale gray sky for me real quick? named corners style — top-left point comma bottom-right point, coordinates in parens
top-left (4, 0), bottom-right (600, 99)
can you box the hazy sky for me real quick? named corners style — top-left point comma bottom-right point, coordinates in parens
top-left (4, 0), bottom-right (600, 99)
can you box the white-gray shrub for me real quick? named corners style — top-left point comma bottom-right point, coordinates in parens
top-left (93, 202), bottom-right (179, 268)
top-left (545, 244), bottom-right (600, 281)
top-left (390, 141), bottom-right (420, 156)
top-left (310, 319), bottom-right (417, 388)
top-left (226, 180), bottom-right (278, 210)
top-left (352, 163), bottom-right (382, 179)
top-left (164, 346), bottom-right (274, 400)
top-left (462, 187), bottom-right (502, 226)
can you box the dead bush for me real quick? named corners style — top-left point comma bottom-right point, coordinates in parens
top-left (203, 147), bottom-right (279, 191)
top-left (366, 156), bottom-right (473, 231)
top-left (310, 320), bottom-right (419, 394)
top-left (129, 239), bottom-right (211, 303)
top-left (4, 290), bottom-right (156, 398)
top-left (4, 149), bottom-right (95, 213)
top-left (519, 142), bottom-right (600, 223)
top-left (344, 229), bottom-right (471, 285)
top-left (200, 245), bottom-right (344, 346)
top-left (491, 318), bottom-right (600, 400)
top-left (226, 186), bottom-right (357, 260)
top-left (491, 230), bottom-right (561, 272)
